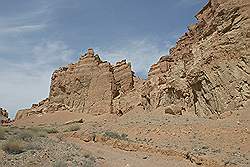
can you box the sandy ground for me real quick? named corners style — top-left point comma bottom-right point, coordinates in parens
top-left (14, 101), bottom-right (250, 167)
top-left (69, 138), bottom-right (197, 167)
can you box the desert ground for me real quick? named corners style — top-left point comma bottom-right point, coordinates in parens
top-left (1, 0), bottom-right (249, 166)
top-left (0, 101), bottom-right (249, 167)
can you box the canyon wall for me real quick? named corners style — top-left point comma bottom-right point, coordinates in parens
top-left (15, 49), bottom-right (137, 119)
top-left (15, 0), bottom-right (249, 120)
top-left (143, 0), bottom-right (249, 118)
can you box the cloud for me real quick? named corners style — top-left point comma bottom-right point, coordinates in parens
top-left (97, 38), bottom-right (174, 78)
top-left (32, 41), bottom-right (75, 67)
top-left (0, 1), bottom-right (51, 35)
top-left (0, 24), bottom-right (46, 34)
top-left (0, 38), bottom-right (173, 118)
top-left (0, 40), bottom-right (76, 118)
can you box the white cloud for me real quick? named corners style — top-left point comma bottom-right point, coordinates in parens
top-left (32, 41), bottom-right (75, 66)
top-left (0, 24), bottom-right (46, 34)
top-left (0, 1), bottom-right (51, 35)
top-left (97, 38), bottom-right (174, 78)
top-left (0, 40), bottom-right (75, 118)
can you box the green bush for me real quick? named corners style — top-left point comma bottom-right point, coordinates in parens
top-left (45, 128), bottom-right (59, 134)
top-left (103, 131), bottom-right (128, 140)
top-left (17, 130), bottom-right (34, 141)
top-left (2, 138), bottom-right (24, 154)
top-left (27, 127), bottom-right (48, 137)
top-left (16, 130), bottom-right (36, 141)
top-left (25, 142), bottom-right (42, 150)
top-left (36, 131), bottom-right (48, 137)
top-left (53, 160), bottom-right (67, 167)
top-left (83, 159), bottom-right (95, 167)
top-left (0, 127), bottom-right (6, 140)
top-left (27, 127), bottom-right (42, 132)
top-left (65, 125), bottom-right (80, 132)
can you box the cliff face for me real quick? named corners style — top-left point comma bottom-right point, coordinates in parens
top-left (144, 0), bottom-right (250, 117)
top-left (16, 49), bottom-right (137, 120)
top-left (15, 0), bottom-right (249, 120)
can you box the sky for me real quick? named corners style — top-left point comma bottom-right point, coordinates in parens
top-left (0, 0), bottom-right (208, 118)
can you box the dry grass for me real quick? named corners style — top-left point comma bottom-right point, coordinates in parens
top-left (53, 160), bottom-right (67, 167)
top-left (64, 125), bottom-right (80, 132)
top-left (103, 131), bottom-right (128, 140)
top-left (2, 138), bottom-right (24, 154)
top-left (45, 128), bottom-right (59, 134)
top-left (56, 133), bottom-right (65, 141)
top-left (0, 127), bottom-right (6, 140)
top-left (16, 130), bottom-right (34, 141)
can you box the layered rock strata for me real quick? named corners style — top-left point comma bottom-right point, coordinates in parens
top-left (15, 0), bottom-right (250, 120)
top-left (143, 0), bottom-right (250, 117)
top-left (16, 49), bottom-right (135, 119)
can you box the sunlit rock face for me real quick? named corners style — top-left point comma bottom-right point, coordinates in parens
top-left (142, 0), bottom-right (250, 118)
top-left (16, 49), bottom-right (136, 120)
top-left (15, 0), bottom-right (250, 120)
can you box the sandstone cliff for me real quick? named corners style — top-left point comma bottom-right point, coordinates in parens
top-left (15, 0), bottom-right (249, 120)
top-left (16, 49), bottom-right (137, 120)
top-left (143, 0), bottom-right (250, 118)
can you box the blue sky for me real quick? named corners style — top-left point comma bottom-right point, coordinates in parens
top-left (0, 0), bottom-right (207, 118)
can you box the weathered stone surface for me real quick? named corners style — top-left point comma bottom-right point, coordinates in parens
top-left (15, 0), bottom-right (249, 120)
top-left (142, 0), bottom-right (250, 118)
top-left (0, 108), bottom-right (8, 120)
top-left (16, 49), bottom-right (135, 120)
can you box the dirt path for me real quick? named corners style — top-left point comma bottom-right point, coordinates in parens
top-left (69, 138), bottom-right (198, 167)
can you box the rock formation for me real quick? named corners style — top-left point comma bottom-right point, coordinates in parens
top-left (143, 0), bottom-right (250, 118)
top-left (16, 0), bottom-right (249, 120)
top-left (16, 48), bottom-right (137, 120)
top-left (0, 108), bottom-right (8, 120)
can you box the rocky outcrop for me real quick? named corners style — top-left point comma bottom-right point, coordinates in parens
top-left (16, 49), bottom-right (135, 120)
top-left (142, 0), bottom-right (250, 118)
top-left (15, 0), bottom-right (249, 120)
top-left (0, 108), bottom-right (8, 120)
top-left (113, 60), bottom-right (134, 95)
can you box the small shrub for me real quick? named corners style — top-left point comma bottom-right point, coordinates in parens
top-left (104, 131), bottom-right (120, 139)
top-left (53, 160), bottom-right (67, 167)
top-left (37, 131), bottom-right (48, 137)
top-left (121, 133), bottom-right (128, 140)
top-left (2, 138), bottom-right (24, 154)
top-left (0, 127), bottom-right (6, 140)
top-left (17, 130), bottom-right (34, 141)
top-left (56, 133), bottom-right (64, 141)
top-left (82, 159), bottom-right (95, 167)
top-left (83, 152), bottom-right (96, 161)
top-left (103, 131), bottom-right (128, 140)
top-left (27, 127), bottom-right (42, 133)
top-left (65, 125), bottom-right (80, 132)
top-left (46, 128), bottom-right (59, 134)
top-left (25, 142), bottom-right (42, 150)
top-left (27, 127), bottom-right (48, 137)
